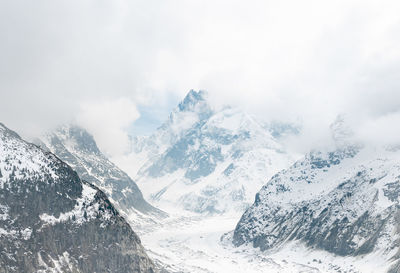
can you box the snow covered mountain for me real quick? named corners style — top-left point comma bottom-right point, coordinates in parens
top-left (233, 117), bottom-right (400, 273)
top-left (115, 90), bottom-right (297, 214)
top-left (0, 123), bottom-right (157, 273)
top-left (36, 125), bottom-right (165, 224)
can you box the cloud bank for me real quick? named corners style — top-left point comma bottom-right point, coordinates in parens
top-left (0, 0), bottom-right (399, 155)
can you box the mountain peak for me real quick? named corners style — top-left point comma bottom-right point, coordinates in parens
top-left (161, 90), bottom-right (213, 133)
top-left (55, 125), bottom-right (102, 156)
top-left (178, 90), bottom-right (208, 112)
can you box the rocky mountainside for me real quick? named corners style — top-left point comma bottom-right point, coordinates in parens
top-left (36, 125), bottom-right (164, 222)
top-left (233, 118), bottom-right (400, 273)
top-left (115, 90), bottom-right (297, 214)
top-left (0, 123), bottom-right (157, 273)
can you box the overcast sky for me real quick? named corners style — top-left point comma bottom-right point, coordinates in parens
top-left (1, 0), bottom-right (399, 156)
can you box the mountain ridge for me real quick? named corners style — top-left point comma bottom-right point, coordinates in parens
top-left (0, 122), bottom-right (157, 273)
top-left (35, 124), bottom-right (166, 223)
top-left (232, 120), bottom-right (400, 273)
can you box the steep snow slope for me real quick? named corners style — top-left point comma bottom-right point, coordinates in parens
top-left (36, 125), bottom-right (164, 224)
top-left (114, 90), bottom-right (297, 214)
top-left (233, 118), bottom-right (400, 273)
top-left (0, 123), bottom-right (156, 273)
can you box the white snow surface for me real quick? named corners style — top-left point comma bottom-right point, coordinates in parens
top-left (137, 212), bottom-right (393, 273)
top-left (257, 145), bottom-right (400, 208)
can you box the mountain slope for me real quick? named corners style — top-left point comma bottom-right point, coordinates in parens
top-left (36, 125), bottom-right (164, 221)
top-left (115, 90), bottom-right (296, 214)
top-left (0, 123), bottom-right (157, 273)
top-left (233, 120), bottom-right (400, 273)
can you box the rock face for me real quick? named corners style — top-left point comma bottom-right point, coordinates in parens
top-left (233, 121), bottom-right (400, 272)
top-left (116, 90), bottom-right (296, 214)
top-left (36, 125), bottom-right (164, 219)
top-left (0, 123), bottom-right (157, 273)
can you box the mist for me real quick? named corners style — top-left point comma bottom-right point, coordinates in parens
top-left (1, 0), bottom-right (399, 156)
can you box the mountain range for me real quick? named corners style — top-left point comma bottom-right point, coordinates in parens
top-left (0, 123), bottom-right (157, 272)
top-left (2, 89), bottom-right (400, 272)
top-left (114, 90), bottom-right (297, 214)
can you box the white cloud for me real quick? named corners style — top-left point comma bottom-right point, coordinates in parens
top-left (0, 0), bottom-right (399, 152)
top-left (76, 98), bottom-right (140, 157)
top-left (355, 111), bottom-right (400, 147)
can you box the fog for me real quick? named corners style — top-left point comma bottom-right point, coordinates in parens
top-left (1, 0), bottom-right (399, 156)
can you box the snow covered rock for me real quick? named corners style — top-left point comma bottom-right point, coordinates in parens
top-left (116, 90), bottom-right (296, 214)
top-left (0, 123), bottom-right (157, 273)
top-left (36, 125), bottom-right (164, 220)
top-left (233, 119), bottom-right (400, 272)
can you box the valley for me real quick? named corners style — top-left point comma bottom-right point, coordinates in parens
top-left (137, 211), bottom-right (391, 273)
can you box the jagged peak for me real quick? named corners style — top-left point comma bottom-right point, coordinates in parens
top-left (159, 90), bottom-right (212, 134)
top-left (178, 90), bottom-right (209, 112)
top-left (50, 124), bottom-right (102, 156)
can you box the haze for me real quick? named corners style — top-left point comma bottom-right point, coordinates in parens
top-left (1, 0), bottom-right (399, 156)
